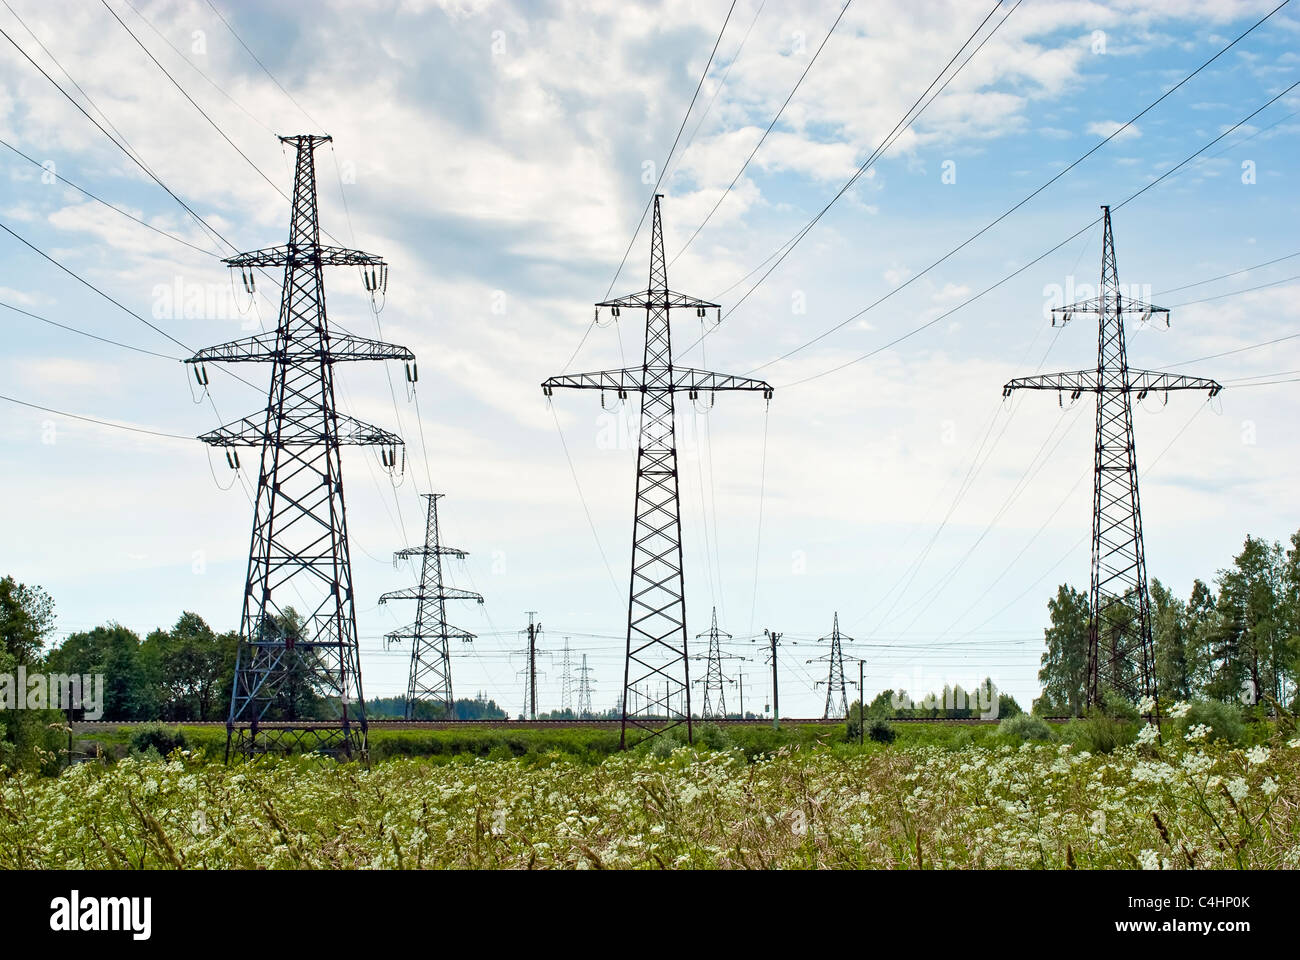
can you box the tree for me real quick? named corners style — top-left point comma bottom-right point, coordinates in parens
top-left (1036, 584), bottom-right (1089, 716)
top-left (142, 613), bottom-right (238, 721)
top-left (0, 575), bottom-right (55, 664)
top-left (1151, 578), bottom-right (1191, 701)
top-left (46, 624), bottom-right (161, 721)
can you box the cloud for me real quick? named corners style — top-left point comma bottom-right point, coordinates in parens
top-left (1086, 120), bottom-right (1142, 141)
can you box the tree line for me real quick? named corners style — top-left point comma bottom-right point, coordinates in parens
top-left (1036, 530), bottom-right (1300, 715)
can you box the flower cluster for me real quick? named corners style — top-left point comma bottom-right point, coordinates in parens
top-left (0, 735), bottom-right (1295, 869)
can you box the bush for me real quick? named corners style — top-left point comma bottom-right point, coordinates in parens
top-left (129, 724), bottom-right (188, 757)
top-left (1176, 700), bottom-right (1245, 746)
top-left (999, 713), bottom-right (1054, 742)
top-left (696, 723), bottom-right (731, 751)
top-left (1066, 711), bottom-right (1136, 754)
top-left (868, 717), bottom-right (896, 744)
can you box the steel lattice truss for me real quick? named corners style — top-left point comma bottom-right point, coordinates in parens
top-left (693, 606), bottom-right (739, 719)
top-left (1003, 206), bottom-right (1221, 712)
top-left (379, 494), bottom-right (483, 720)
top-left (543, 196), bottom-right (772, 747)
top-left (187, 135), bottom-right (412, 760)
top-left (808, 612), bottom-right (851, 719)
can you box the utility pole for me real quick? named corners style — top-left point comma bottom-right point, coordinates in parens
top-left (543, 195), bottom-right (773, 748)
top-left (576, 653), bottom-right (596, 718)
top-left (843, 655), bottom-right (867, 745)
top-left (378, 494), bottom-right (483, 720)
top-left (755, 629), bottom-right (782, 729)
top-left (187, 134), bottom-right (413, 761)
top-left (691, 606), bottom-right (744, 718)
top-left (559, 637), bottom-right (573, 715)
top-left (1003, 205), bottom-right (1221, 716)
top-left (513, 613), bottom-right (546, 720)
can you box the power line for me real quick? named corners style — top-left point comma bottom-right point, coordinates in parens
top-left (0, 393), bottom-right (191, 440)
top-left (745, 1), bottom-right (1292, 377)
top-left (779, 78), bottom-right (1300, 389)
top-left (671, 0), bottom-right (855, 263)
top-left (710, 0), bottom-right (1016, 325)
top-left (0, 299), bottom-right (181, 360)
top-left (603, 0), bottom-right (737, 299)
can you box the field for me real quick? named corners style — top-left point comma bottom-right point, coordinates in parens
top-left (3, 722), bottom-right (1297, 869)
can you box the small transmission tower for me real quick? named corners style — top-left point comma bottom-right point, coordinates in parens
top-left (559, 637), bottom-right (574, 714)
top-left (691, 607), bottom-right (742, 718)
top-left (378, 494), bottom-right (484, 719)
top-left (576, 653), bottom-right (596, 718)
top-left (1004, 205), bottom-right (1221, 712)
top-left (543, 195), bottom-right (773, 747)
top-left (187, 134), bottom-right (413, 759)
top-left (807, 612), bottom-right (852, 719)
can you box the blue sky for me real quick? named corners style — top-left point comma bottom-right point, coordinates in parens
top-left (1, 0), bottom-right (1297, 715)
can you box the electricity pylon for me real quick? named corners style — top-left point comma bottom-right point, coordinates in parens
top-left (187, 134), bottom-right (413, 760)
top-left (807, 612), bottom-right (851, 719)
top-left (576, 653), bottom-right (596, 718)
top-left (559, 637), bottom-right (573, 714)
top-left (691, 606), bottom-right (743, 718)
top-left (378, 494), bottom-right (484, 720)
top-left (1003, 205), bottom-right (1221, 713)
top-left (543, 195), bottom-right (773, 747)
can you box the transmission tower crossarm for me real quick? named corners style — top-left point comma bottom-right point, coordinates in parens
top-left (379, 585), bottom-right (484, 604)
top-left (394, 544), bottom-right (469, 560)
top-left (1051, 298), bottom-right (1168, 321)
top-left (597, 289), bottom-right (719, 311)
top-left (187, 331), bottom-right (414, 364)
top-left (223, 243), bottom-right (387, 268)
top-left (1003, 369), bottom-right (1222, 397)
top-left (542, 366), bottom-right (772, 396)
top-left (198, 412), bottom-right (403, 447)
top-left (386, 623), bottom-right (476, 643)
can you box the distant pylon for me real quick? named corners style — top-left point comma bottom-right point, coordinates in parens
top-left (543, 195), bottom-right (774, 748)
top-left (187, 134), bottom-right (413, 761)
top-left (1003, 205), bottom-right (1221, 713)
top-left (559, 637), bottom-right (573, 714)
top-left (378, 494), bottom-right (484, 720)
top-left (691, 607), bottom-right (742, 718)
top-left (576, 653), bottom-right (596, 718)
top-left (807, 612), bottom-right (851, 719)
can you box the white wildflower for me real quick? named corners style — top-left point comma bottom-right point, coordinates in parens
top-left (1261, 777), bottom-right (1278, 797)
top-left (1136, 723), bottom-right (1160, 746)
top-left (1138, 848), bottom-right (1160, 870)
top-left (1185, 723), bottom-right (1211, 743)
top-left (1226, 777), bottom-right (1248, 803)
top-left (1167, 700), bottom-right (1192, 719)
top-left (1137, 695), bottom-right (1156, 715)
top-left (1245, 746), bottom-right (1269, 766)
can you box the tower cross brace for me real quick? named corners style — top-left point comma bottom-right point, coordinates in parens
top-left (1003, 205), bottom-right (1221, 713)
top-left (187, 134), bottom-right (413, 760)
top-left (543, 195), bottom-right (772, 748)
top-left (378, 493), bottom-right (483, 720)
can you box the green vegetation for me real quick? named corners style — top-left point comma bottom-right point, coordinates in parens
top-left (1036, 530), bottom-right (1300, 716)
top-left (3, 730), bottom-right (1296, 869)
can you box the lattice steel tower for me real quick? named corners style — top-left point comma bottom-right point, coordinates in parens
top-left (188, 134), bottom-right (413, 759)
top-left (692, 606), bottom-right (741, 718)
top-left (379, 494), bottom-right (484, 719)
top-left (808, 612), bottom-right (851, 719)
top-left (543, 195), bottom-right (773, 747)
top-left (576, 653), bottom-right (596, 718)
top-left (1003, 205), bottom-right (1221, 712)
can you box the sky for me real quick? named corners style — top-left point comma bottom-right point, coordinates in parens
top-left (1, 0), bottom-right (1297, 718)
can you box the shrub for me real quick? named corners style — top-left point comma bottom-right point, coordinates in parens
top-left (999, 713), bottom-right (1054, 742)
top-left (696, 723), bottom-right (731, 751)
top-left (129, 724), bottom-right (188, 757)
top-left (1066, 711), bottom-right (1136, 754)
top-left (868, 717), bottom-right (896, 744)
top-left (1176, 700), bottom-right (1245, 746)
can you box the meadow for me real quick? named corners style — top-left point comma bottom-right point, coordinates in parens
top-left (2, 719), bottom-right (1296, 869)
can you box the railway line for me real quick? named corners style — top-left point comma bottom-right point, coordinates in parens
top-left (70, 716), bottom-right (1072, 732)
